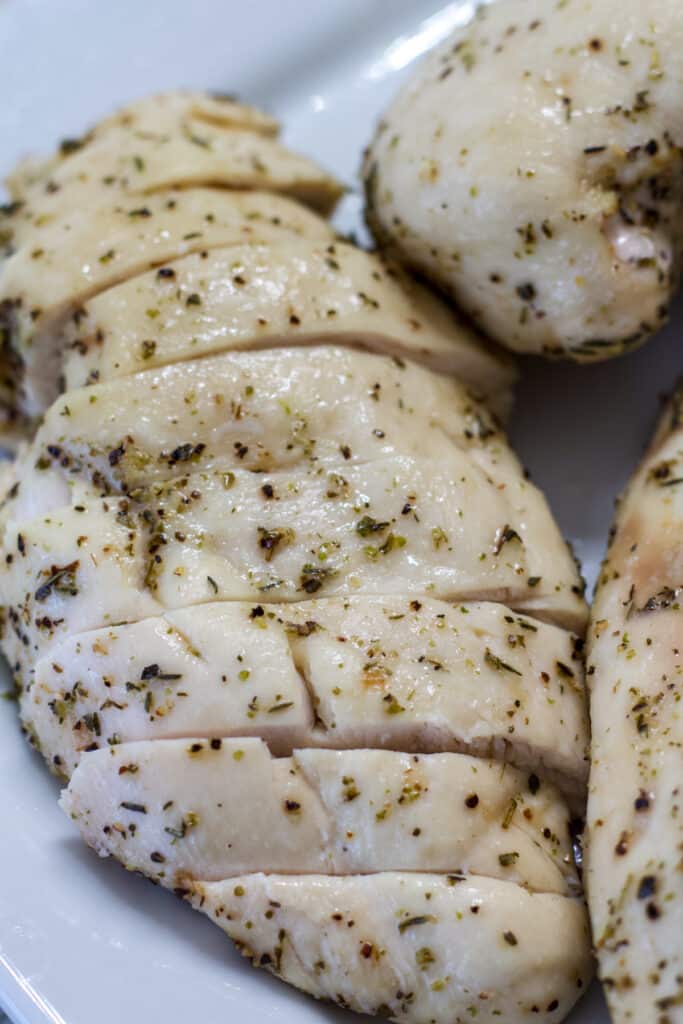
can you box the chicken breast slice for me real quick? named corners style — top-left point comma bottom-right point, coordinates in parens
top-left (0, 452), bottom-right (585, 671)
top-left (92, 90), bottom-right (279, 136)
top-left (183, 873), bottom-right (591, 1022)
top-left (59, 240), bottom-right (513, 410)
top-left (32, 345), bottom-right (505, 484)
top-left (22, 597), bottom-right (587, 795)
top-left (586, 387), bottom-right (683, 1022)
top-left (364, 0), bottom-right (683, 360)
top-left (128, 454), bottom-right (578, 615)
top-left (62, 739), bottom-right (578, 894)
top-left (5, 91), bottom-right (279, 201)
top-left (21, 348), bottom-right (585, 629)
top-left (5, 90), bottom-right (342, 239)
top-left (0, 190), bottom-right (335, 420)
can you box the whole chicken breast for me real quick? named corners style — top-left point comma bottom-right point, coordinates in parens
top-left (364, 0), bottom-right (683, 360)
top-left (24, 597), bottom-right (588, 797)
top-left (586, 386), bottom-right (683, 1022)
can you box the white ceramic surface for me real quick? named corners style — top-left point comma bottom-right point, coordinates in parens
top-left (1, 0), bottom-right (679, 1021)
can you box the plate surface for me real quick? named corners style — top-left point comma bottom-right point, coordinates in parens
top-left (1, 1), bottom-right (679, 1022)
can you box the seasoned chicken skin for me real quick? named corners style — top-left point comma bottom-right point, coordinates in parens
top-left (364, 0), bottom-right (683, 361)
top-left (0, 92), bottom-right (590, 1023)
top-left (586, 387), bottom-right (683, 1023)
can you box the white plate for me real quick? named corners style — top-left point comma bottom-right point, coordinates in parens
top-left (1, 1), bottom-right (679, 1021)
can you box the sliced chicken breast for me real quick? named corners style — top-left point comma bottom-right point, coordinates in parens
top-left (90, 90), bottom-right (280, 137)
top-left (0, 99), bottom-right (338, 447)
top-left (365, 0), bottom-right (683, 360)
top-left (0, 190), bottom-right (335, 419)
top-left (0, 90), bottom-right (342, 432)
top-left (23, 597), bottom-right (587, 795)
top-left (586, 387), bottom-right (683, 1022)
top-left (136, 455), bottom-right (581, 617)
top-left (185, 873), bottom-right (592, 1023)
top-left (1, 88), bottom-right (592, 1024)
top-left (62, 739), bottom-right (578, 893)
top-left (59, 240), bottom-right (513, 409)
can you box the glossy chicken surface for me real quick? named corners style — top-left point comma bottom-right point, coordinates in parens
top-left (586, 387), bottom-right (683, 1023)
top-left (365, 0), bottom-right (683, 361)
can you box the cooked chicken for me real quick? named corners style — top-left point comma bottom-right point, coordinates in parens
top-left (1, 236), bottom-right (513, 423)
top-left (59, 239), bottom-right (512, 405)
top-left (12, 346), bottom-right (583, 630)
top-left (364, 0), bottom-right (683, 361)
top-left (190, 874), bottom-right (592, 1023)
top-left (0, 448), bottom-right (583, 627)
top-left (63, 739), bottom-right (579, 893)
top-left (0, 459), bottom-right (585, 722)
top-left (1, 90), bottom-right (342, 434)
top-left (29, 345), bottom-right (517, 486)
top-left (63, 740), bottom-right (591, 1018)
top-left (0, 207), bottom-right (515, 422)
top-left (0, 369), bottom-right (585, 649)
top-left (1, 499), bottom-right (161, 682)
top-left (5, 92), bottom-right (279, 204)
top-left (23, 598), bottom-right (588, 795)
top-left (5, 91), bottom-right (342, 233)
top-left (0, 190), bottom-right (336, 417)
top-left (0, 91), bottom-right (591, 1024)
top-left (90, 90), bottom-right (280, 136)
top-left (586, 386), bottom-right (683, 1022)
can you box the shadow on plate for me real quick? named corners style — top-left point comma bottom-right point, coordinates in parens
top-left (57, 834), bottom-right (362, 1020)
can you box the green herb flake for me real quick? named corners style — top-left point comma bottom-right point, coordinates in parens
top-left (398, 914), bottom-right (436, 933)
top-left (484, 648), bottom-right (522, 676)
